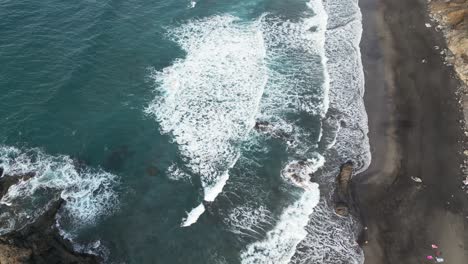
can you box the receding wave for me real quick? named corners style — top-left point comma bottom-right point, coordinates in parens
top-left (323, 0), bottom-right (370, 170)
top-left (290, 201), bottom-right (364, 264)
top-left (290, 0), bottom-right (370, 263)
top-left (240, 184), bottom-right (320, 263)
top-left (0, 146), bottom-right (119, 235)
top-left (146, 0), bottom-right (369, 262)
top-left (224, 205), bottom-right (274, 239)
top-left (239, 0), bottom-right (330, 262)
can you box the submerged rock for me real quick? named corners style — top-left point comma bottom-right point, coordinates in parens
top-left (105, 145), bottom-right (133, 171)
top-left (254, 120), bottom-right (270, 131)
top-left (146, 165), bottom-right (158, 176)
top-left (253, 121), bottom-right (290, 140)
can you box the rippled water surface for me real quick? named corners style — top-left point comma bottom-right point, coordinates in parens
top-left (0, 0), bottom-right (369, 263)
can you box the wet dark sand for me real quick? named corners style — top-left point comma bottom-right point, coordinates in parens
top-left (355, 0), bottom-right (468, 263)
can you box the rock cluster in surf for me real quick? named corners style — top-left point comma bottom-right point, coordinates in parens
top-left (0, 171), bottom-right (100, 264)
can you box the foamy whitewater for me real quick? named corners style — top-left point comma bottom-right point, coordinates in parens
top-left (0, 0), bottom-right (371, 262)
top-left (146, 0), bottom-right (370, 262)
top-left (146, 15), bottom-right (268, 226)
top-left (289, 0), bottom-right (370, 263)
top-left (0, 146), bottom-right (119, 235)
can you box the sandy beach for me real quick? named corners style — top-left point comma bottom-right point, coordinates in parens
top-left (355, 0), bottom-right (468, 263)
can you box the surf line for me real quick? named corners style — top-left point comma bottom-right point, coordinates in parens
top-left (181, 154), bottom-right (240, 227)
top-left (179, 36), bottom-right (268, 227)
top-left (144, 15), bottom-right (267, 227)
top-left (140, 16), bottom-right (270, 228)
top-left (179, 71), bottom-right (269, 227)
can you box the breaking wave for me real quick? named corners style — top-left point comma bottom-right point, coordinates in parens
top-left (146, 0), bottom-right (369, 262)
top-left (239, 0), bottom-right (330, 262)
top-left (240, 185), bottom-right (320, 264)
top-left (0, 146), bottom-right (119, 235)
top-left (147, 0), bottom-right (331, 228)
top-left (146, 15), bottom-right (268, 226)
top-left (290, 202), bottom-right (364, 264)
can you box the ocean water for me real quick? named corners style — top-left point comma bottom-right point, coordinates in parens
top-left (0, 0), bottom-right (369, 263)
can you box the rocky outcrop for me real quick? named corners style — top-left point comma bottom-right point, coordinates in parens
top-left (334, 161), bottom-right (354, 216)
top-left (254, 121), bottom-right (291, 140)
top-left (0, 172), bottom-right (35, 198)
top-left (0, 171), bottom-right (101, 264)
top-left (428, 1), bottom-right (468, 190)
top-left (428, 0), bottom-right (468, 85)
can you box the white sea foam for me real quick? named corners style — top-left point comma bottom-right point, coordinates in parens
top-left (254, 0), bottom-right (330, 156)
top-left (239, 0), bottom-right (330, 262)
top-left (188, 0), bottom-right (196, 8)
top-left (146, 15), bottom-right (268, 226)
top-left (240, 185), bottom-right (320, 264)
top-left (166, 164), bottom-right (191, 182)
top-left (240, 150), bottom-right (324, 264)
top-left (224, 205), bottom-right (274, 239)
top-left (290, 0), bottom-right (371, 263)
top-left (281, 154), bottom-right (325, 189)
top-left (323, 0), bottom-right (371, 170)
top-left (0, 146), bottom-right (118, 234)
top-left (181, 203), bottom-right (206, 227)
top-left (291, 202), bottom-right (363, 264)
top-left (56, 215), bottom-right (110, 259)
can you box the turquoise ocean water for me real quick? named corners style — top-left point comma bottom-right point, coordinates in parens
top-left (0, 0), bottom-right (370, 263)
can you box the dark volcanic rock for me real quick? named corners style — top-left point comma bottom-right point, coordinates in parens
top-left (0, 172), bottom-right (35, 198)
top-left (333, 161), bottom-right (354, 216)
top-left (0, 199), bottom-right (101, 264)
top-left (254, 121), bottom-right (290, 140)
top-left (0, 172), bottom-right (101, 264)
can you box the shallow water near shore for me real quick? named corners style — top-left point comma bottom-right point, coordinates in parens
top-left (0, 0), bottom-right (369, 263)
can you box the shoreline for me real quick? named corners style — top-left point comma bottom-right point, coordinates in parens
top-left (356, 0), bottom-right (468, 263)
top-left (0, 180), bottom-right (100, 264)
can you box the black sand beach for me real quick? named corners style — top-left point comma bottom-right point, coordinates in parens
top-left (355, 0), bottom-right (468, 263)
